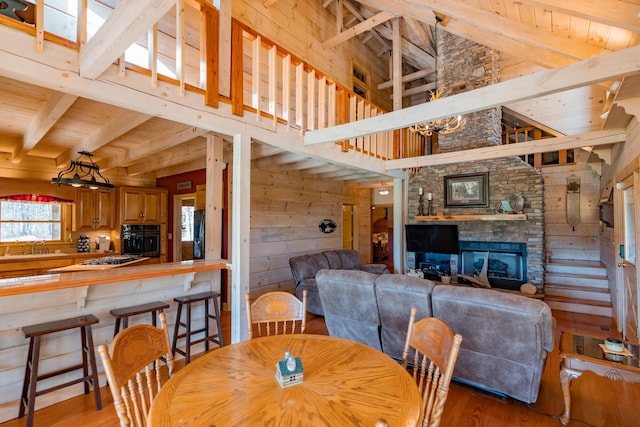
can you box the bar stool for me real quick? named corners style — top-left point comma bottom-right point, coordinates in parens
top-left (19, 314), bottom-right (102, 427)
top-left (109, 301), bottom-right (170, 337)
top-left (172, 291), bottom-right (224, 364)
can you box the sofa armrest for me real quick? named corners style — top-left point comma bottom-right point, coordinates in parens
top-left (361, 264), bottom-right (390, 275)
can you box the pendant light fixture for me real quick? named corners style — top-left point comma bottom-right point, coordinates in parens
top-left (409, 16), bottom-right (466, 137)
top-left (51, 151), bottom-right (114, 190)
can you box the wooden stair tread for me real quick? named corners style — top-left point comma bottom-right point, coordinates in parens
top-left (544, 283), bottom-right (611, 293)
top-left (547, 259), bottom-right (605, 268)
top-left (545, 271), bottom-right (607, 280)
top-left (544, 295), bottom-right (612, 307)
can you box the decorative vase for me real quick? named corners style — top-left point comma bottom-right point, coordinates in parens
top-left (512, 193), bottom-right (525, 214)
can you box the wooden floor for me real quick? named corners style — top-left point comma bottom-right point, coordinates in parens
top-left (1, 310), bottom-right (637, 427)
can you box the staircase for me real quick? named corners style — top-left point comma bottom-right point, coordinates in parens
top-left (544, 259), bottom-right (612, 317)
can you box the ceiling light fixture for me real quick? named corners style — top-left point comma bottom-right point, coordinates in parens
top-left (378, 183), bottom-right (390, 196)
top-left (51, 151), bottom-right (114, 190)
top-left (409, 16), bottom-right (466, 137)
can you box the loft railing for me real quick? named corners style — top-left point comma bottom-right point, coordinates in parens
top-left (502, 126), bottom-right (573, 168)
top-left (0, 0), bottom-right (425, 163)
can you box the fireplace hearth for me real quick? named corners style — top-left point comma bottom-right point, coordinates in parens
top-left (458, 241), bottom-right (527, 290)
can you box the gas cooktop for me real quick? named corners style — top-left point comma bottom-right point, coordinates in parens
top-left (81, 255), bottom-right (142, 265)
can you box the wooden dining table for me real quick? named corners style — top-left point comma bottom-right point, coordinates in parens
top-left (147, 334), bottom-right (422, 426)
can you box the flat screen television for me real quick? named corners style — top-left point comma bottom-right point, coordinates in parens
top-left (405, 224), bottom-right (459, 254)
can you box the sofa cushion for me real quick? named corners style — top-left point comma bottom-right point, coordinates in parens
top-left (375, 274), bottom-right (435, 360)
top-left (316, 269), bottom-right (382, 351)
top-left (322, 249), bottom-right (362, 270)
top-left (431, 285), bottom-right (553, 403)
top-left (289, 253), bottom-right (330, 285)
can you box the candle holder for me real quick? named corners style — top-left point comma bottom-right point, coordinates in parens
top-left (418, 194), bottom-right (425, 216)
top-left (427, 199), bottom-right (434, 216)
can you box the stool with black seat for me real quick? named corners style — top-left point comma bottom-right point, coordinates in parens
top-left (19, 314), bottom-right (102, 427)
top-left (109, 300), bottom-right (170, 337)
top-left (172, 291), bottom-right (224, 364)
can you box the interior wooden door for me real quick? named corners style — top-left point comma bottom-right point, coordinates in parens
top-left (617, 173), bottom-right (639, 342)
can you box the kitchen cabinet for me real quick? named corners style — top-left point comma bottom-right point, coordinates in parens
top-left (75, 189), bottom-right (114, 231)
top-left (119, 187), bottom-right (167, 224)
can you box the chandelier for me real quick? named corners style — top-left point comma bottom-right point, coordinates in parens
top-left (409, 89), bottom-right (466, 136)
top-left (409, 17), bottom-right (466, 137)
top-left (51, 151), bottom-right (114, 190)
top-left (378, 183), bottom-right (390, 196)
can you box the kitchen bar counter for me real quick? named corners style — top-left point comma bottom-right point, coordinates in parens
top-left (0, 258), bottom-right (230, 296)
top-left (0, 258), bottom-right (230, 423)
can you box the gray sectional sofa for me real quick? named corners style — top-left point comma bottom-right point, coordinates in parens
top-left (315, 269), bottom-right (554, 404)
top-left (288, 249), bottom-right (390, 315)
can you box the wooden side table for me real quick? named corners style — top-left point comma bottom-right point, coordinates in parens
top-left (559, 332), bottom-right (640, 425)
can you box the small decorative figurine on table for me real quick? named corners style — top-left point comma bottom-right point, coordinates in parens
top-left (275, 351), bottom-right (304, 387)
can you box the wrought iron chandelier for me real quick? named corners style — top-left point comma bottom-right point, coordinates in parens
top-left (409, 17), bottom-right (466, 137)
top-left (51, 151), bottom-right (114, 190)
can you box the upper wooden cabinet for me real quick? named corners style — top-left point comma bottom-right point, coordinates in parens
top-left (74, 189), bottom-right (115, 231)
top-left (118, 187), bottom-right (168, 224)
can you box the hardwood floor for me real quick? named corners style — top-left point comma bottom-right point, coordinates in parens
top-left (1, 310), bottom-right (637, 427)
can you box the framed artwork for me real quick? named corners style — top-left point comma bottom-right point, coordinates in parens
top-left (444, 172), bottom-right (489, 207)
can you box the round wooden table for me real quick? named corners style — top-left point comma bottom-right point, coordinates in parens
top-left (148, 334), bottom-right (421, 426)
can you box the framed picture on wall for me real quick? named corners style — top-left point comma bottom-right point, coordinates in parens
top-left (444, 172), bottom-right (489, 207)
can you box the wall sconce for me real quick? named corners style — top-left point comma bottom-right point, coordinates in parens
top-left (566, 178), bottom-right (580, 231)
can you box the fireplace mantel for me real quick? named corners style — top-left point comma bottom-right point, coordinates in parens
top-left (414, 214), bottom-right (527, 221)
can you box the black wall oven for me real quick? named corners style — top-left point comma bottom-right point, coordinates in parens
top-left (121, 224), bottom-right (161, 257)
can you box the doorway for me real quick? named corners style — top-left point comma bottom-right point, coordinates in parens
top-left (372, 205), bottom-right (393, 271)
top-left (617, 173), bottom-right (639, 341)
top-left (173, 193), bottom-right (196, 261)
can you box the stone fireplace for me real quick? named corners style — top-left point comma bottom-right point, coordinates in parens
top-left (406, 32), bottom-right (544, 287)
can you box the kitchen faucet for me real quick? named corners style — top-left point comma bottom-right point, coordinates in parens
top-left (32, 240), bottom-right (45, 255)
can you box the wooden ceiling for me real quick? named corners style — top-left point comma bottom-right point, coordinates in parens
top-left (0, 0), bottom-right (638, 186)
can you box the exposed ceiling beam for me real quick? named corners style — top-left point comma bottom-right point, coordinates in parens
top-left (358, 0), bottom-right (578, 68)
top-left (57, 111), bottom-right (152, 167)
top-left (413, 0), bottom-right (607, 60)
top-left (516, 0), bottom-right (640, 33)
top-left (126, 138), bottom-right (205, 175)
top-left (323, 11), bottom-right (395, 49)
top-left (254, 151), bottom-right (311, 169)
top-left (12, 91), bottom-right (77, 164)
top-left (125, 125), bottom-right (209, 165)
top-left (79, 0), bottom-right (176, 79)
top-left (386, 129), bottom-right (626, 169)
top-left (378, 68), bottom-right (431, 90)
top-left (403, 17), bottom-right (434, 56)
top-left (305, 44), bottom-right (640, 145)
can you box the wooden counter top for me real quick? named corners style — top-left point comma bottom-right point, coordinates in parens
top-left (0, 259), bottom-right (231, 297)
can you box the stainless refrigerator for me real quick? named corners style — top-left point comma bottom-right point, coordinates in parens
top-left (193, 209), bottom-right (205, 259)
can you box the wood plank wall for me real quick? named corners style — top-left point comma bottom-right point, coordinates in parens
top-left (248, 166), bottom-right (370, 297)
top-left (542, 150), bottom-right (602, 262)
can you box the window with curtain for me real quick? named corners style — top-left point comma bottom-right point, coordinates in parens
top-left (0, 195), bottom-right (71, 242)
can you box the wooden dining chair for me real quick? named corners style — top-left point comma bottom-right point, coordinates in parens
top-left (98, 312), bottom-right (174, 427)
top-left (401, 307), bottom-right (463, 427)
top-left (246, 290), bottom-right (307, 339)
